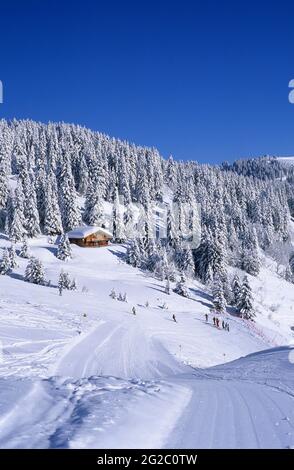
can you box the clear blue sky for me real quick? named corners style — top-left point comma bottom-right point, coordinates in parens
top-left (1, 0), bottom-right (294, 163)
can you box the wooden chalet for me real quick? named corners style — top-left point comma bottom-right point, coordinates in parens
top-left (67, 226), bottom-right (113, 247)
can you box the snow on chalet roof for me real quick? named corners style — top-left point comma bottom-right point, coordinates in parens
top-left (67, 226), bottom-right (113, 239)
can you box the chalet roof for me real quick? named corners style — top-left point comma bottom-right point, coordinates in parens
top-left (67, 225), bottom-right (113, 239)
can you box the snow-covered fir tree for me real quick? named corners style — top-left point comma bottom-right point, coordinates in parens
top-left (0, 160), bottom-right (8, 210)
top-left (58, 270), bottom-right (72, 291)
top-left (166, 206), bottom-right (178, 248)
top-left (58, 158), bottom-right (81, 231)
top-left (84, 184), bottom-right (104, 226)
top-left (126, 239), bottom-right (143, 268)
top-left (0, 248), bottom-right (12, 275)
top-left (25, 257), bottom-right (46, 285)
top-left (212, 274), bottom-right (226, 313)
top-left (237, 276), bottom-right (255, 320)
top-left (8, 244), bottom-right (18, 268)
top-left (112, 187), bottom-right (125, 243)
top-left (23, 172), bottom-right (40, 238)
top-left (174, 273), bottom-right (188, 297)
top-left (44, 173), bottom-right (63, 235)
top-left (19, 238), bottom-right (30, 258)
top-left (7, 185), bottom-right (26, 242)
top-left (231, 273), bottom-right (241, 306)
top-left (57, 234), bottom-right (72, 261)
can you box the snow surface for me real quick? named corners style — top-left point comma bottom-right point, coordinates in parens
top-left (0, 235), bottom-right (294, 448)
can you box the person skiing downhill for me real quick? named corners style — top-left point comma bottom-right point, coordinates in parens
top-left (222, 320), bottom-right (225, 329)
top-left (172, 314), bottom-right (177, 323)
top-left (216, 318), bottom-right (220, 328)
top-left (205, 313), bottom-right (208, 322)
top-left (213, 316), bottom-right (216, 326)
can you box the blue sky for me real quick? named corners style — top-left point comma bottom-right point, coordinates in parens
top-left (0, 0), bottom-right (294, 163)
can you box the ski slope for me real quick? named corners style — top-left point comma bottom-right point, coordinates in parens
top-left (0, 236), bottom-right (294, 448)
top-left (0, 348), bottom-right (293, 449)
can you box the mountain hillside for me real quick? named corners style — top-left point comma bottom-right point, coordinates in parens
top-left (1, 119), bottom-right (294, 448)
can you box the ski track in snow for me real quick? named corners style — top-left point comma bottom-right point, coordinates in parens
top-left (0, 240), bottom-right (294, 448)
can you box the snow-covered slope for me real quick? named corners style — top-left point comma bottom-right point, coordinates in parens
top-left (0, 347), bottom-right (293, 449)
top-left (0, 235), bottom-right (270, 379)
top-left (0, 235), bottom-right (294, 448)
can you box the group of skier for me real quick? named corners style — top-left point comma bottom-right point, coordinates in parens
top-left (204, 313), bottom-right (230, 332)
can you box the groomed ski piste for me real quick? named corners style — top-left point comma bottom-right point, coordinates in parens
top-left (0, 236), bottom-right (294, 449)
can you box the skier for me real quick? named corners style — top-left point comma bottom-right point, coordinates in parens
top-left (132, 306), bottom-right (136, 316)
top-left (59, 286), bottom-right (63, 296)
top-left (213, 316), bottom-right (216, 326)
top-left (172, 314), bottom-right (177, 323)
top-left (216, 318), bottom-right (220, 328)
top-left (205, 313), bottom-right (208, 322)
top-left (222, 320), bottom-right (225, 329)
top-left (226, 322), bottom-right (230, 332)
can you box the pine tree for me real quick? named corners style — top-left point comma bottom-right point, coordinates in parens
top-left (126, 239), bottom-right (142, 267)
top-left (112, 187), bottom-right (125, 243)
top-left (84, 184), bottom-right (104, 226)
top-left (135, 164), bottom-right (149, 209)
top-left (19, 238), bottom-right (30, 258)
top-left (9, 205), bottom-right (26, 242)
top-left (44, 173), bottom-right (63, 235)
top-left (194, 233), bottom-right (227, 283)
top-left (212, 274), bottom-right (226, 313)
top-left (231, 273), bottom-right (241, 306)
top-left (57, 234), bottom-right (72, 261)
top-left (174, 273), bottom-right (188, 297)
top-left (8, 186), bottom-right (26, 242)
top-left (240, 247), bottom-right (261, 276)
top-left (58, 270), bottom-right (72, 290)
top-left (238, 276), bottom-right (255, 320)
top-left (123, 203), bottom-right (134, 238)
top-left (153, 247), bottom-right (169, 280)
top-left (25, 258), bottom-right (46, 285)
top-left (219, 268), bottom-right (232, 303)
top-left (0, 248), bottom-right (11, 274)
top-left (23, 173), bottom-right (40, 238)
top-left (59, 159), bottom-right (81, 231)
top-left (0, 161), bottom-right (8, 210)
top-left (8, 244), bottom-right (18, 268)
top-left (166, 206), bottom-right (178, 248)
top-left (284, 265), bottom-right (293, 283)
top-left (175, 243), bottom-right (194, 276)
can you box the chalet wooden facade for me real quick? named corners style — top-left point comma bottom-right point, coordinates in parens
top-left (67, 226), bottom-right (113, 248)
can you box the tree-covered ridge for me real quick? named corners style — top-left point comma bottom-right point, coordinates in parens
top-left (0, 118), bottom-right (293, 317)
